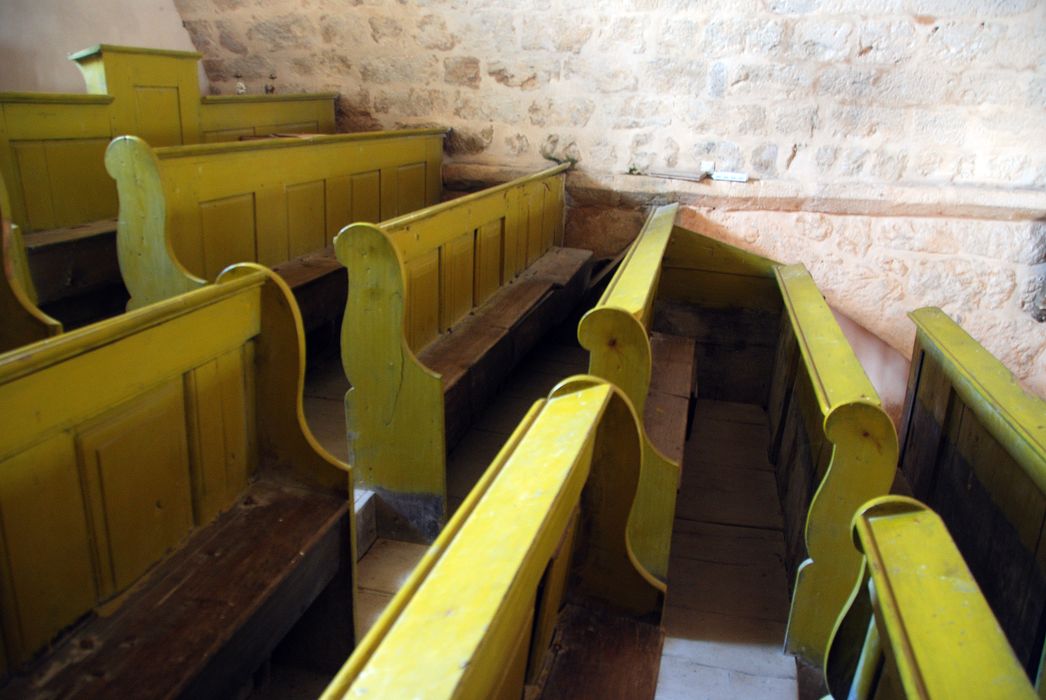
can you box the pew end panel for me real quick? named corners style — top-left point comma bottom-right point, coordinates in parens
top-left (771, 264), bottom-right (898, 671)
top-left (825, 496), bottom-right (1037, 699)
top-left (338, 164), bottom-right (591, 542)
top-left (337, 222), bottom-right (447, 541)
top-left (897, 307), bottom-right (1046, 686)
top-left (322, 377), bottom-right (664, 700)
top-left (0, 265), bottom-right (354, 696)
top-left (578, 202), bottom-right (685, 582)
top-left (1, 174), bottom-right (61, 351)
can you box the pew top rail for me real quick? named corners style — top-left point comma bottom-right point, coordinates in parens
top-left (773, 264), bottom-right (899, 669)
top-left (106, 127), bottom-right (448, 309)
top-left (907, 306), bottom-right (1046, 492)
top-left (0, 172), bottom-right (61, 352)
top-left (0, 263), bottom-right (349, 689)
top-left (321, 377), bottom-right (663, 700)
top-left (826, 496), bottom-right (1037, 699)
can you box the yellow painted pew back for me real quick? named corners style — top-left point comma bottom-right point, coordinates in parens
top-left (321, 377), bottom-right (663, 700)
top-left (577, 203), bottom-right (680, 581)
top-left (0, 44), bottom-right (336, 235)
top-left (657, 225), bottom-right (897, 671)
top-left (0, 265), bottom-right (346, 671)
top-left (106, 128), bottom-right (446, 308)
top-left (898, 307), bottom-right (1046, 686)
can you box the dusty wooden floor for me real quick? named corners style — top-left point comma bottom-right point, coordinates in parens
top-left (260, 336), bottom-right (797, 698)
top-left (654, 400), bottom-right (797, 699)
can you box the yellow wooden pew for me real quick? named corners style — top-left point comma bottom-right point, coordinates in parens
top-left (0, 44), bottom-right (336, 238)
top-left (825, 496), bottom-right (1037, 699)
top-left (106, 128), bottom-right (447, 321)
top-left (0, 171), bottom-right (60, 352)
top-left (895, 307), bottom-right (1046, 689)
top-left (337, 164), bottom-right (593, 540)
top-left (0, 264), bottom-right (354, 696)
top-left (657, 225), bottom-right (898, 671)
top-left (577, 202), bottom-right (693, 582)
top-left (322, 376), bottom-right (664, 699)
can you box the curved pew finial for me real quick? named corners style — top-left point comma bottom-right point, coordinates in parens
top-left (106, 135), bottom-right (205, 310)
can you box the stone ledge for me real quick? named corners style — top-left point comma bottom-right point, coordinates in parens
top-left (443, 163), bottom-right (1046, 222)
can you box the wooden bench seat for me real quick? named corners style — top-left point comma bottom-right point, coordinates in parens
top-left (0, 265), bottom-right (355, 696)
top-left (338, 164), bottom-right (592, 541)
top-left (644, 332), bottom-right (696, 466)
top-left (1, 478), bottom-right (348, 699)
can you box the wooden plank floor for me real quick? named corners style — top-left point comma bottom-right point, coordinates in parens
top-left (655, 399), bottom-right (797, 699)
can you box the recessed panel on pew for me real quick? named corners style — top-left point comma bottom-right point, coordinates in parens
top-left (322, 377), bottom-right (665, 700)
top-left (0, 265), bottom-right (354, 697)
top-left (106, 128), bottom-right (447, 326)
top-left (896, 307), bottom-right (1046, 687)
top-left (337, 164), bottom-right (593, 541)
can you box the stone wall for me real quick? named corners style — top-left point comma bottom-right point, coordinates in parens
top-left (175, 0), bottom-right (1045, 189)
top-left (172, 0), bottom-right (1045, 397)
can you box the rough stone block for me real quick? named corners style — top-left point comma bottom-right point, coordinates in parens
top-left (444, 56), bottom-right (481, 88)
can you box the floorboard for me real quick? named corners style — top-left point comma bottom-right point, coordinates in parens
top-left (655, 400), bottom-right (797, 700)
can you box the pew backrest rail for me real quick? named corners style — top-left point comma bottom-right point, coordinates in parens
top-left (898, 307), bottom-right (1046, 685)
top-left (0, 264), bottom-right (347, 672)
top-left (106, 128), bottom-right (447, 309)
top-left (336, 164), bottom-right (568, 539)
top-left (577, 202), bottom-right (680, 581)
top-left (772, 264), bottom-right (899, 670)
top-left (1, 44), bottom-right (336, 235)
top-left (320, 377), bottom-right (663, 700)
top-left (826, 496), bottom-right (1036, 699)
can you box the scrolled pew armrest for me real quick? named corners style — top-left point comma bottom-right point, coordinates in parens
top-left (826, 496), bottom-right (1037, 699)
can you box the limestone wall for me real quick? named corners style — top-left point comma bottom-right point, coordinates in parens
top-left (170, 0), bottom-right (1045, 397)
top-left (175, 0), bottom-right (1045, 189)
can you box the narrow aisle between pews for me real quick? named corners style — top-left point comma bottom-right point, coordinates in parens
top-left (655, 400), bottom-right (797, 699)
